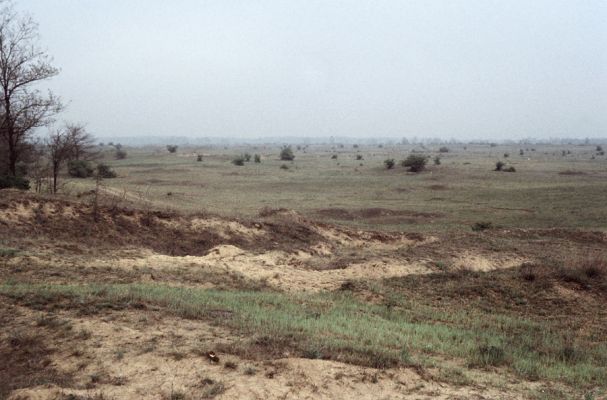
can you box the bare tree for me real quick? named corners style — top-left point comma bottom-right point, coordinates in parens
top-left (0, 1), bottom-right (62, 176)
top-left (65, 123), bottom-right (96, 161)
top-left (47, 128), bottom-right (72, 194)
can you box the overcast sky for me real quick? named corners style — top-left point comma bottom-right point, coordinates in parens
top-left (21, 0), bottom-right (607, 140)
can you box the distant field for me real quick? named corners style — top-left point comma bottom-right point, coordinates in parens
top-left (67, 143), bottom-right (607, 232)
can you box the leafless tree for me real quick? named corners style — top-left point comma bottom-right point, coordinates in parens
top-left (47, 128), bottom-right (72, 194)
top-left (65, 123), bottom-right (97, 161)
top-left (0, 1), bottom-right (62, 176)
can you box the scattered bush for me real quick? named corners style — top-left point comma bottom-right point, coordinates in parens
top-left (469, 344), bottom-right (506, 367)
top-left (439, 146), bottom-right (449, 153)
top-left (520, 149), bottom-right (524, 156)
top-left (503, 153), bottom-right (510, 158)
top-left (495, 161), bottom-right (505, 171)
top-left (197, 154), bottom-right (203, 162)
top-left (254, 154), bottom-right (261, 163)
top-left (331, 154), bottom-right (338, 159)
top-left (97, 163), bottom-right (117, 178)
top-left (68, 160), bottom-right (94, 178)
top-left (243, 153), bottom-right (251, 162)
top-left (402, 154), bottom-right (427, 172)
top-left (232, 155), bottom-right (245, 166)
top-left (558, 256), bottom-right (607, 289)
top-left (280, 145), bottom-right (295, 161)
top-left (115, 149), bottom-right (127, 160)
top-left (503, 166), bottom-right (516, 172)
top-left (355, 154), bottom-right (363, 160)
top-left (280, 164), bottom-right (289, 170)
top-left (597, 145), bottom-right (603, 152)
top-left (166, 145), bottom-right (178, 153)
top-left (0, 175), bottom-right (30, 190)
top-left (472, 221), bottom-right (493, 231)
top-left (384, 159), bottom-right (395, 169)
top-left (433, 156), bottom-right (441, 165)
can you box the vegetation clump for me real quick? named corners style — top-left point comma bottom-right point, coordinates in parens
top-left (402, 154), bottom-right (428, 172)
top-left (68, 160), bottom-right (94, 178)
top-left (384, 159), bottom-right (395, 169)
top-left (97, 163), bottom-right (117, 178)
top-left (280, 145), bottom-right (295, 161)
top-left (166, 145), bottom-right (178, 153)
top-left (232, 155), bottom-right (245, 166)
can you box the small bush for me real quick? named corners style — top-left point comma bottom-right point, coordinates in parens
top-left (597, 145), bottom-right (603, 152)
top-left (384, 159), bottom-right (395, 169)
top-left (97, 163), bottom-right (117, 178)
top-left (254, 154), bottom-right (261, 163)
top-left (503, 166), bottom-right (516, 172)
top-left (469, 344), bottom-right (506, 367)
top-left (439, 146), bottom-right (449, 153)
top-left (503, 153), bottom-right (510, 158)
top-left (166, 145), bottom-right (178, 153)
top-left (331, 154), bottom-right (338, 159)
top-left (495, 161), bottom-right (505, 171)
top-left (243, 153), bottom-right (251, 162)
top-left (433, 156), bottom-right (441, 165)
top-left (232, 156), bottom-right (245, 166)
top-left (0, 175), bottom-right (30, 190)
top-left (355, 154), bottom-right (363, 160)
top-left (558, 256), bottom-right (607, 289)
top-left (197, 154), bottom-right (203, 162)
top-left (519, 149), bottom-right (524, 156)
top-left (280, 145), bottom-right (295, 161)
top-left (280, 164), bottom-right (289, 170)
top-left (68, 160), bottom-right (94, 178)
top-left (472, 221), bottom-right (493, 231)
top-left (402, 154), bottom-right (427, 172)
top-left (115, 149), bottom-right (127, 160)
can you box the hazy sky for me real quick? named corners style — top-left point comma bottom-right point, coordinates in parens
top-left (21, 0), bottom-right (607, 139)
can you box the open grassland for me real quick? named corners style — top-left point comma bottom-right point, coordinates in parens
top-left (65, 143), bottom-right (607, 232)
top-left (1, 143), bottom-right (607, 399)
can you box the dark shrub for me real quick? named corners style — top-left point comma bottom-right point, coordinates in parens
top-left (472, 221), bottom-right (493, 231)
top-left (402, 154), bottom-right (427, 172)
top-left (355, 154), bottom-right (363, 160)
top-left (232, 155), bottom-right (245, 166)
top-left (495, 161), bottom-right (505, 171)
top-left (166, 145), bottom-right (178, 153)
top-left (115, 149), bottom-right (127, 160)
top-left (280, 164), bottom-right (289, 170)
top-left (68, 160), bottom-right (94, 178)
top-left (503, 153), bottom-right (510, 158)
top-left (331, 154), bottom-right (338, 159)
top-left (0, 175), bottom-right (30, 190)
top-left (503, 166), bottom-right (516, 172)
top-left (384, 159), bottom-right (395, 169)
top-left (197, 154), bottom-right (203, 162)
top-left (243, 153), bottom-right (251, 162)
top-left (469, 345), bottom-right (506, 367)
top-left (254, 154), bottom-right (261, 163)
top-left (433, 156), bottom-right (441, 165)
top-left (97, 163), bottom-right (117, 178)
top-left (439, 146), bottom-right (449, 153)
top-left (280, 145), bottom-right (295, 161)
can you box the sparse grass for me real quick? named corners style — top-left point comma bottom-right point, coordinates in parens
top-left (0, 247), bottom-right (18, 257)
top-left (1, 282), bottom-right (606, 389)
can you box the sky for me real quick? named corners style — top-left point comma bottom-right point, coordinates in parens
top-left (19, 0), bottom-right (607, 140)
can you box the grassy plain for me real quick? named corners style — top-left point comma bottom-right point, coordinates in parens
top-left (1, 142), bottom-right (607, 399)
top-left (68, 142), bottom-right (607, 232)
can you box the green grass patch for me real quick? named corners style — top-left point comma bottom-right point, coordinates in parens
top-left (0, 282), bottom-right (605, 389)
